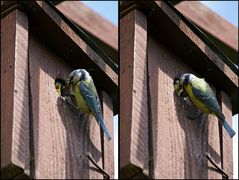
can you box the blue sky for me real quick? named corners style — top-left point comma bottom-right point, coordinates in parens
top-left (82, 1), bottom-right (238, 179)
top-left (81, 1), bottom-right (118, 26)
top-left (200, 1), bottom-right (238, 27)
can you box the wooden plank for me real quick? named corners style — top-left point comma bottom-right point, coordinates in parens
top-left (1, 1), bottom-right (119, 115)
top-left (148, 32), bottom-right (221, 179)
top-left (1, 9), bottom-right (30, 178)
top-left (175, 1), bottom-right (238, 51)
top-left (220, 92), bottom-right (233, 178)
top-left (88, 116), bottom-right (103, 179)
top-left (56, 1), bottom-right (118, 50)
top-left (207, 87), bottom-right (221, 179)
top-left (100, 91), bottom-right (114, 178)
top-left (120, 9), bottom-right (149, 178)
top-left (29, 32), bottom-right (103, 179)
top-left (1, 8), bottom-right (15, 170)
top-left (35, 1), bottom-right (117, 85)
top-left (154, 1), bottom-right (238, 88)
top-left (120, 2), bottom-right (238, 114)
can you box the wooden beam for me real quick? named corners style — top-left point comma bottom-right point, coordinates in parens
top-left (120, 9), bottom-right (149, 178)
top-left (220, 92), bottom-right (233, 178)
top-left (1, 9), bottom-right (30, 178)
top-left (1, 1), bottom-right (118, 114)
top-left (56, 1), bottom-right (118, 50)
top-left (175, 1), bottom-right (238, 52)
top-left (28, 32), bottom-right (104, 179)
top-left (120, 1), bottom-right (238, 114)
top-left (100, 91), bottom-right (114, 178)
top-left (148, 31), bottom-right (221, 179)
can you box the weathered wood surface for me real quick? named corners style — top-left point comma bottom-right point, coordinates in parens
top-left (148, 32), bottom-right (222, 179)
top-left (120, 9), bottom-right (149, 178)
top-left (1, 1), bottom-right (118, 112)
top-left (220, 92), bottom-right (233, 178)
top-left (120, 2), bottom-right (238, 115)
top-left (1, 9), bottom-right (30, 178)
top-left (100, 91), bottom-right (114, 178)
top-left (56, 1), bottom-right (118, 50)
top-left (175, 1), bottom-right (238, 52)
top-left (154, 1), bottom-right (237, 88)
top-left (34, 1), bottom-right (117, 86)
top-left (28, 32), bottom-right (114, 179)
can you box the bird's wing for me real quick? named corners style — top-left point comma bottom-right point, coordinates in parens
top-left (79, 80), bottom-right (101, 116)
top-left (79, 80), bottom-right (111, 140)
top-left (191, 86), bottom-right (225, 119)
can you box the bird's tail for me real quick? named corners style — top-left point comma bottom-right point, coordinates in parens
top-left (218, 116), bottom-right (235, 138)
top-left (97, 115), bottom-right (111, 141)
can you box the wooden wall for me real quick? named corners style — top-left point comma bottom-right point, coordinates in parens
top-left (120, 7), bottom-right (234, 179)
top-left (1, 9), bottom-right (114, 179)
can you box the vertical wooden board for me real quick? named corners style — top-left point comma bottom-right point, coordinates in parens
top-left (29, 32), bottom-right (103, 179)
top-left (88, 115), bottom-right (103, 179)
top-left (120, 9), bottom-right (149, 176)
top-left (221, 92), bottom-right (233, 178)
top-left (148, 32), bottom-right (221, 179)
top-left (100, 91), bottom-right (114, 178)
top-left (1, 10), bottom-right (16, 169)
top-left (12, 10), bottom-right (30, 175)
top-left (131, 9), bottom-right (149, 174)
top-left (1, 9), bottom-right (30, 177)
top-left (207, 87), bottom-right (221, 179)
top-left (120, 9), bottom-right (134, 169)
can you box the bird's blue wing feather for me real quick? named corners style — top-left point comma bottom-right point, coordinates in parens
top-left (192, 86), bottom-right (224, 119)
top-left (192, 86), bottom-right (235, 138)
top-left (79, 81), bottom-right (111, 141)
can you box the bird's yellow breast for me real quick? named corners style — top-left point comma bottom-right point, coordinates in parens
top-left (184, 84), bottom-right (211, 113)
top-left (74, 82), bottom-right (91, 114)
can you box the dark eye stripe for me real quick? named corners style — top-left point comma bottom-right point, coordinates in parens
top-left (184, 74), bottom-right (190, 85)
top-left (80, 71), bottom-right (85, 81)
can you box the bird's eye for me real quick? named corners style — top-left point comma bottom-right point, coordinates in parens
top-left (70, 76), bottom-right (73, 81)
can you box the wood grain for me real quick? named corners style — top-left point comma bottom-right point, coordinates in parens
top-left (1, 9), bottom-right (30, 177)
top-left (207, 87), bottom-right (221, 179)
top-left (56, 1), bottom-right (118, 50)
top-left (120, 9), bottom-right (149, 178)
top-left (148, 32), bottom-right (221, 179)
top-left (28, 32), bottom-right (103, 179)
top-left (1, 8), bottom-right (16, 170)
top-left (220, 92), bottom-right (233, 178)
top-left (1, 1), bottom-right (118, 113)
top-left (120, 2), bottom-right (238, 115)
top-left (35, 1), bottom-right (118, 86)
top-left (155, 1), bottom-right (238, 88)
top-left (120, 7), bottom-right (134, 171)
top-left (100, 91), bottom-right (114, 179)
top-left (175, 1), bottom-right (238, 51)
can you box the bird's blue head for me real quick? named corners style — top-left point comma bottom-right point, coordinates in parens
top-left (179, 73), bottom-right (193, 86)
top-left (67, 69), bottom-right (88, 85)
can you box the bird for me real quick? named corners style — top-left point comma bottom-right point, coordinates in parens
top-left (66, 69), bottom-right (111, 141)
top-left (176, 73), bottom-right (235, 138)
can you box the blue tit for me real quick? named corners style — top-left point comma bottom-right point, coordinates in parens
top-left (178, 73), bottom-right (235, 138)
top-left (66, 69), bottom-right (111, 141)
